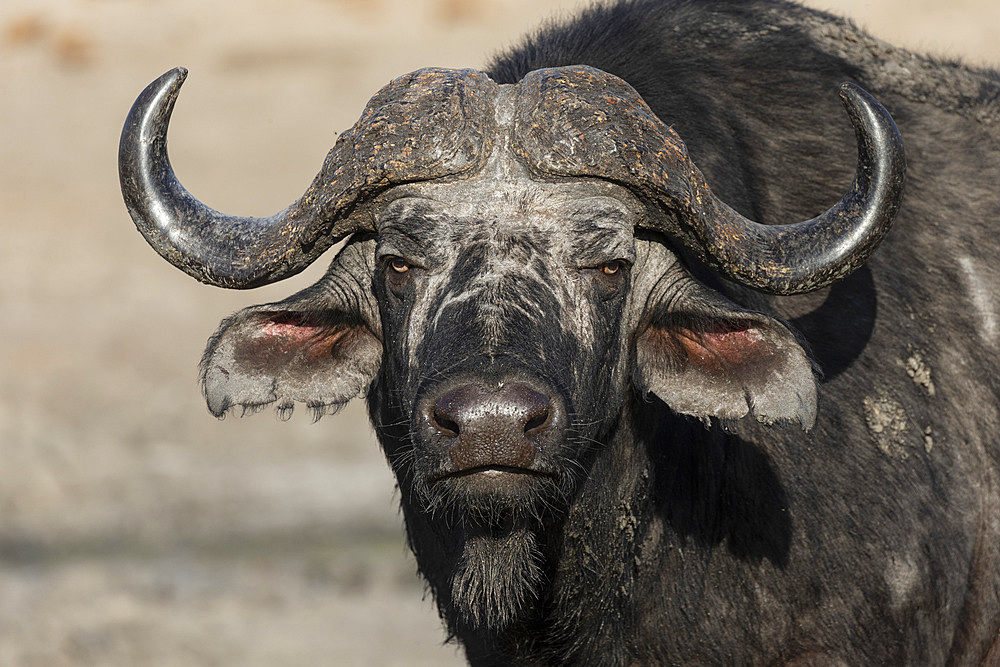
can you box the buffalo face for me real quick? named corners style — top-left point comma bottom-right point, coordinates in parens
top-left (369, 174), bottom-right (643, 629)
top-left (371, 173), bottom-right (636, 515)
top-left (197, 161), bottom-right (818, 630)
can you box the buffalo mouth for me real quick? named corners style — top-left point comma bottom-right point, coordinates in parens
top-left (424, 462), bottom-right (563, 516)
top-left (430, 465), bottom-right (557, 496)
top-left (434, 465), bottom-right (554, 481)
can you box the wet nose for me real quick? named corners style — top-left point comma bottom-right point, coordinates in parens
top-left (429, 383), bottom-right (556, 471)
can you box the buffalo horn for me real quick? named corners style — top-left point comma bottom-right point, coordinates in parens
top-left (119, 68), bottom-right (365, 289)
top-left (119, 67), bottom-right (496, 289)
top-left (685, 83), bottom-right (906, 294)
top-left (514, 67), bottom-right (906, 296)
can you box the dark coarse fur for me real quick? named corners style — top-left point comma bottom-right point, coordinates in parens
top-left (439, 0), bottom-right (1000, 663)
top-left (193, 0), bottom-right (1000, 664)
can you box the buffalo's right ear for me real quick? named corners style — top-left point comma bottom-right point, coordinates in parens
top-left (200, 240), bottom-right (381, 420)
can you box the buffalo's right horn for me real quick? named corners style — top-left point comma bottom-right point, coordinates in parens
top-left (119, 67), bottom-right (497, 289)
top-left (119, 68), bottom-right (358, 289)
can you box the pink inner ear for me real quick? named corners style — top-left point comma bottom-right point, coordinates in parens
top-left (236, 312), bottom-right (362, 370)
top-left (259, 316), bottom-right (326, 344)
top-left (671, 321), bottom-right (769, 372)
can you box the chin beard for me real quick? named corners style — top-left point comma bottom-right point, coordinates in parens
top-left (449, 515), bottom-right (545, 633)
top-left (416, 472), bottom-right (571, 634)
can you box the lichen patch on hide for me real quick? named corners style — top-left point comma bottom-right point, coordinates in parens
top-left (923, 425), bottom-right (934, 454)
top-left (863, 394), bottom-right (911, 459)
top-left (885, 554), bottom-right (920, 610)
top-left (903, 353), bottom-right (935, 396)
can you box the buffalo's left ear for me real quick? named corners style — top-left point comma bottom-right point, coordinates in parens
top-left (200, 239), bottom-right (381, 420)
top-left (633, 285), bottom-right (817, 429)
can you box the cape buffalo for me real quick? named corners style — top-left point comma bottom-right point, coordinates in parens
top-left (119, 0), bottom-right (1000, 663)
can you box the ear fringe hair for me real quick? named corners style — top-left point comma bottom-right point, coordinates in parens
top-left (211, 397), bottom-right (353, 423)
top-left (307, 400), bottom-right (350, 423)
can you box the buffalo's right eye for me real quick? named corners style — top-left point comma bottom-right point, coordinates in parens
top-left (383, 256), bottom-right (417, 299)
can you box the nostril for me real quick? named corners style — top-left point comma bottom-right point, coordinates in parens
top-left (429, 382), bottom-right (556, 442)
top-left (432, 409), bottom-right (460, 437)
top-left (523, 408), bottom-right (550, 435)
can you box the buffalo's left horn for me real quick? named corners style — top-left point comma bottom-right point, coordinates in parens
top-left (120, 67), bottom-right (497, 289)
top-left (682, 82), bottom-right (905, 294)
top-left (514, 67), bottom-right (905, 296)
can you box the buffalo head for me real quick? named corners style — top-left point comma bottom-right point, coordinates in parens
top-left (120, 65), bottom-right (904, 630)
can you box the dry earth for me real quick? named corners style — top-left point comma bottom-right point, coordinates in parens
top-left (1, 0), bottom-right (998, 664)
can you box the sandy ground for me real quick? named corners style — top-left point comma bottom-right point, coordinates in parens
top-left (0, 0), bottom-right (998, 664)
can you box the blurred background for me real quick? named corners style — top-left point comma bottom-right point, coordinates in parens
top-left (0, 0), bottom-right (997, 664)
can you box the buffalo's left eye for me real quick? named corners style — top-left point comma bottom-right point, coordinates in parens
top-left (585, 260), bottom-right (629, 299)
top-left (599, 261), bottom-right (622, 276)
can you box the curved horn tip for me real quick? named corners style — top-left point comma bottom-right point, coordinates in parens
top-left (161, 66), bottom-right (189, 91)
top-left (835, 80), bottom-right (906, 194)
top-left (838, 82), bottom-right (866, 116)
top-left (837, 81), bottom-right (891, 110)
top-left (838, 81), bottom-right (866, 101)
top-left (135, 66), bottom-right (188, 116)
top-left (836, 81), bottom-right (904, 150)
top-left (119, 66), bottom-right (189, 158)
top-left (163, 65), bottom-right (189, 83)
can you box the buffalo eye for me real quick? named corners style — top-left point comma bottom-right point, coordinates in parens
top-left (381, 255), bottom-right (418, 298)
top-left (599, 261), bottom-right (623, 276)
top-left (389, 257), bottom-right (410, 274)
top-left (584, 259), bottom-right (630, 299)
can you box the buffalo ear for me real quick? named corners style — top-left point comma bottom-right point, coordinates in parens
top-left (633, 288), bottom-right (816, 429)
top-left (201, 306), bottom-right (381, 420)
